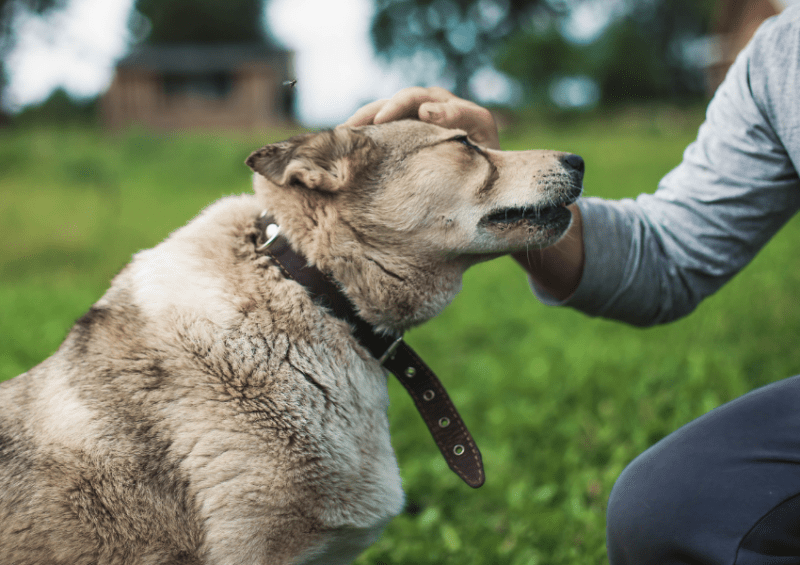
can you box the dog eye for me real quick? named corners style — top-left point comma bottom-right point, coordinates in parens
top-left (453, 135), bottom-right (479, 151)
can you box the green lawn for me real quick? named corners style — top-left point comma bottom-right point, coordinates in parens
top-left (2, 109), bottom-right (800, 564)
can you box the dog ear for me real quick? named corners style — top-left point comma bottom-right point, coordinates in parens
top-left (246, 138), bottom-right (304, 185)
top-left (246, 130), bottom-right (374, 193)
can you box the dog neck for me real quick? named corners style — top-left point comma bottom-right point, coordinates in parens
top-left (253, 211), bottom-right (485, 488)
top-left (254, 211), bottom-right (401, 359)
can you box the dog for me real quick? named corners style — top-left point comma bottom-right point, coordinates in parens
top-left (0, 119), bottom-right (583, 564)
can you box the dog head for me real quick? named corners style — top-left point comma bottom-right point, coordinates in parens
top-left (246, 120), bottom-right (583, 332)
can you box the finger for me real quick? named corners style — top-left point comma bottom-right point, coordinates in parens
top-left (456, 103), bottom-right (500, 149)
top-left (418, 101), bottom-right (449, 124)
top-left (342, 99), bottom-right (389, 127)
top-left (373, 86), bottom-right (454, 124)
top-left (419, 100), bottom-right (500, 149)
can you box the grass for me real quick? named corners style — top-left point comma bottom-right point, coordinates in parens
top-left (2, 107), bottom-right (800, 564)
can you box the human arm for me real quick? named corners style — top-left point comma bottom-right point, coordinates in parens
top-left (556, 8), bottom-right (800, 326)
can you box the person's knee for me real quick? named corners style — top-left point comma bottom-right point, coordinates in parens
top-left (607, 455), bottom-right (654, 564)
top-left (608, 378), bottom-right (800, 564)
top-left (606, 443), bottom-right (694, 565)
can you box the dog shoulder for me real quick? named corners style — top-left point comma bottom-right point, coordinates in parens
top-left (118, 194), bottom-right (265, 329)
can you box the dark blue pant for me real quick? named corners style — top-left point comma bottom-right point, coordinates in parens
top-left (607, 375), bottom-right (800, 564)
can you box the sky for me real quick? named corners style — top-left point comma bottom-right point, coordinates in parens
top-left (266, 0), bottom-right (428, 125)
top-left (3, 0), bottom-right (615, 125)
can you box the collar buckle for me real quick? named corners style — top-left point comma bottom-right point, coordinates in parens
top-left (378, 336), bottom-right (404, 365)
top-left (257, 222), bottom-right (281, 251)
top-left (256, 212), bottom-right (289, 255)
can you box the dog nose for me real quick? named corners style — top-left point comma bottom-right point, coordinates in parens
top-left (561, 154), bottom-right (585, 181)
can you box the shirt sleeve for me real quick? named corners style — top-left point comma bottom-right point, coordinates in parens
top-left (534, 8), bottom-right (800, 327)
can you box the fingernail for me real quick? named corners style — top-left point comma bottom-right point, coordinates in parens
top-left (373, 110), bottom-right (388, 124)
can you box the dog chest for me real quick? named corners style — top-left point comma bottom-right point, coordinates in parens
top-left (171, 324), bottom-right (404, 560)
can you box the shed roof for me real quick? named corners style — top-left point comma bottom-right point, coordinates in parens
top-left (117, 43), bottom-right (290, 74)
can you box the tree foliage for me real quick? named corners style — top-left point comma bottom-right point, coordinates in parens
top-left (371, 0), bottom-right (560, 97)
top-left (136, 0), bottom-right (266, 43)
top-left (133, 0), bottom-right (268, 44)
top-left (371, 0), bottom-right (715, 105)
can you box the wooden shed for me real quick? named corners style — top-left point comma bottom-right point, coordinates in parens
top-left (102, 44), bottom-right (294, 131)
top-left (707, 0), bottom-right (798, 92)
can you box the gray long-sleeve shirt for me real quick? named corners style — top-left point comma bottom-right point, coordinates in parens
top-left (535, 6), bottom-right (800, 327)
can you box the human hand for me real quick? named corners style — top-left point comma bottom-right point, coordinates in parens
top-left (342, 86), bottom-right (501, 150)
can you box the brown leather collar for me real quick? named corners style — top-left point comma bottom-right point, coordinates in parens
top-left (254, 212), bottom-right (485, 488)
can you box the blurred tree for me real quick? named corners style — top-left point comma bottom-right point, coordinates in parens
top-left (0, 0), bottom-right (68, 117)
top-left (496, 14), bottom-right (678, 106)
top-left (627, 0), bottom-right (715, 100)
top-left (578, 0), bottom-right (714, 104)
top-left (371, 0), bottom-right (565, 98)
top-left (133, 0), bottom-right (268, 44)
top-left (493, 16), bottom-right (585, 104)
top-left (372, 0), bottom-right (715, 106)
top-left (10, 87), bottom-right (98, 125)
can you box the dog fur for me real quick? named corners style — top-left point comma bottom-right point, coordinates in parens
top-left (0, 120), bottom-right (582, 564)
